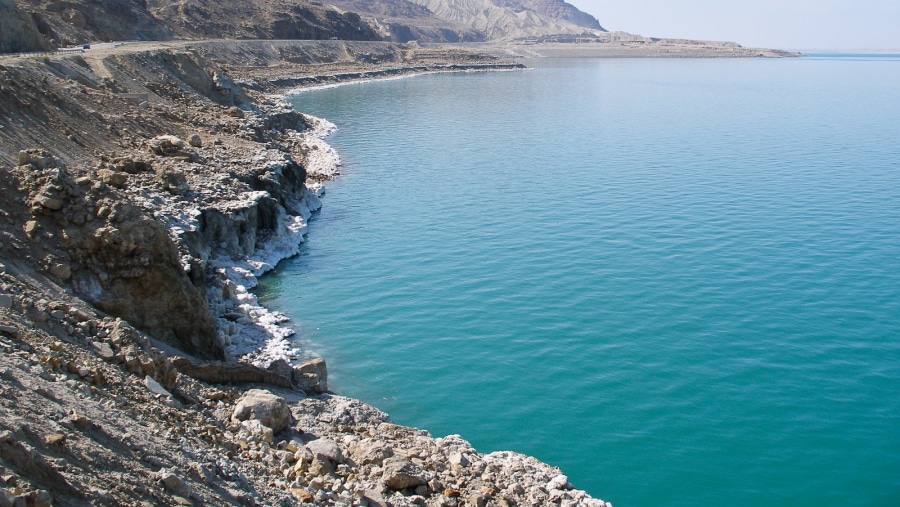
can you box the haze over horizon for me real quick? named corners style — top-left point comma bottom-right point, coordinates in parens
top-left (568, 0), bottom-right (900, 50)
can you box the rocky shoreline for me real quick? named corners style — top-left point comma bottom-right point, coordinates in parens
top-left (0, 40), bottom-right (617, 506)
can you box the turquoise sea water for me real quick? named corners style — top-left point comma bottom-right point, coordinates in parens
top-left (263, 55), bottom-right (900, 506)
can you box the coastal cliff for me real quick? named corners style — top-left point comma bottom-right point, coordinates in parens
top-left (0, 41), bottom-right (613, 506)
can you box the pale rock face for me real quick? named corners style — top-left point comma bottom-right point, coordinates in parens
top-left (240, 419), bottom-right (274, 444)
top-left (231, 388), bottom-right (291, 433)
top-left (548, 473), bottom-right (570, 491)
top-left (350, 438), bottom-right (394, 465)
top-left (305, 437), bottom-right (344, 465)
top-left (144, 375), bottom-right (173, 398)
top-left (381, 456), bottom-right (427, 490)
top-left (293, 357), bottom-right (328, 393)
top-left (157, 469), bottom-right (192, 498)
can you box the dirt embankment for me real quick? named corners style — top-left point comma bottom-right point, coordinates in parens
top-left (0, 40), bottom-right (611, 506)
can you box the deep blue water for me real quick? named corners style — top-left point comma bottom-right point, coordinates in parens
top-left (262, 56), bottom-right (900, 506)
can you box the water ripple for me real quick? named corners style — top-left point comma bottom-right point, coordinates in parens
top-left (271, 57), bottom-right (900, 507)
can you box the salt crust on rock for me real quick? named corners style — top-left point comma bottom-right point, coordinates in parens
top-left (134, 113), bottom-right (339, 366)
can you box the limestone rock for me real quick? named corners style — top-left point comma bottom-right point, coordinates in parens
top-left (363, 490), bottom-right (389, 507)
top-left (24, 220), bottom-right (39, 238)
top-left (111, 157), bottom-right (151, 174)
top-left (468, 492), bottom-right (487, 507)
top-left (305, 438), bottom-right (343, 465)
top-left (449, 452), bottom-right (470, 468)
top-left (213, 72), bottom-right (249, 106)
top-left (382, 456), bottom-right (426, 490)
top-left (34, 193), bottom-right (64, 210)
top-left (97, 169), bottom-right (128, 188)
top-left (240, 419), bottom-right (273, 444)
top-left (148, 135), bottom-right (187, 155)
top-left (91, 341), bottom-right (115, 361)
top-left (290, 488), bottom-right (314, 502)
top-left (548, 474), bottom-right (570, 491)
top-left (17, 149), bottom-right (59, 170)
top-left (231, 389), bottom-right (290, 433)
top-left (350, 438), bottom-right (393, 465)
top-left (144, 375), bottom-right (173, 398)
top-left (155, 167), bottom-right (188, 195)
top-left (293, 357), bottom-right (328, 394)
top-left (69, 410), bottom-right (89, 429)
top-left (45, 433), bottom-right (65, 446)
top-left (158, 469), bottom-right (192, 498)
top-left (49, 263), bottom-right (71, 281)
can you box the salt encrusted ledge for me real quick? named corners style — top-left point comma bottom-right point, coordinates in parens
top-left (210, 115), bottom-right (340, 366)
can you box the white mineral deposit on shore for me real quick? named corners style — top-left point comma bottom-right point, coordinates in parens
top-left (214, 114), bottom-right (341, 365)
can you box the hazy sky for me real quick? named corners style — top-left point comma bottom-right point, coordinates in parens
top-left (566, 0), bottom-right (900, 50)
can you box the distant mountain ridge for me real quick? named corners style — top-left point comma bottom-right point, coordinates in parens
top-left (3, 0), bottom-right (384, 52)
top-left (327, 0), bottom-right (604, 42)
top-left (401, 0), bottom-right (604, 40)
top-left (490, 0), bottom-right (603, 30)
top-left (3, 0), bottom-right (603, 52)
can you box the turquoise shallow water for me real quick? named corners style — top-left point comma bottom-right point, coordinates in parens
top-left (262, 56), bottom-right (900, 506)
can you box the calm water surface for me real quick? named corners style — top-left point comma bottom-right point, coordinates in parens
top-left (262, 56), bottom-right (900, 506)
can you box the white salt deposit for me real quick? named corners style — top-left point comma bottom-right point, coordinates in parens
top-left (215, 114), bottom-right (339, 366)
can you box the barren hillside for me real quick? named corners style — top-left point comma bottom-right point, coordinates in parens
top-left (3, 0), bottom-right (384, 52)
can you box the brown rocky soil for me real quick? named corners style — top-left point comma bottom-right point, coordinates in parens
top-left (0, 40), bottom-right (612, 506)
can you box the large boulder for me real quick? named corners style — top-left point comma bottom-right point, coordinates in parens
top-left (231, 389), bottom-right (291, 433)
top-left (381, 456), bottom-right (426, 490)
top-left (350, 438), bottom-right (393, 466)
top-left (293, 358), bottom-right (328, 394)
top-left (305, 438), bottom-right (343, 465)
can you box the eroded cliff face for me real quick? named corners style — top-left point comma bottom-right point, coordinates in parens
top-left (0, 0), bottom-right (51, 53)
top-left (11, 0), bottom-right (175, 49)
top-left (0, 46), bottom-right (331, 360)
top-left (2, 150), bottom-right (223, 359)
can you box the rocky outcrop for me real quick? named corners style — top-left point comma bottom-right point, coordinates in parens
top-left (0, 0), bottom-right (51, 52)
top-left (382, 456), bottom-right (427, 490)
top-left (8, 0), bottom-right (174, 50)
top-left (8, 150), bottom-right (223, 359)
top-left (231, 388), bottom-right (292, 433)
top-left (146, 0), bottom-right (384, 42)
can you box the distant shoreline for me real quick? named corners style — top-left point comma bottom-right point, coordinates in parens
top-left (476, 40), bottom-right (803, 59)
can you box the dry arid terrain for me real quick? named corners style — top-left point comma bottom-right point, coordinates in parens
top-left (0, 39), bottom-right (625, 506)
